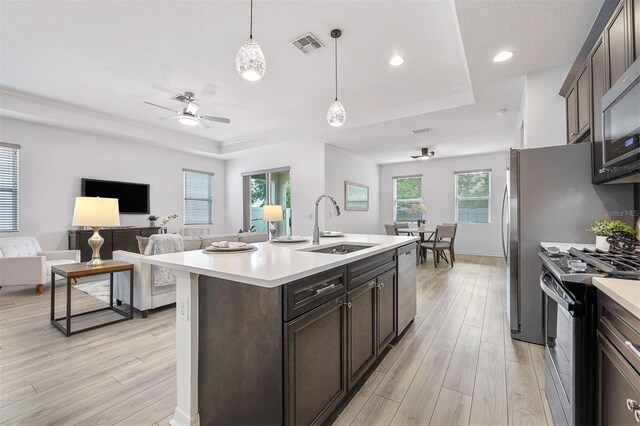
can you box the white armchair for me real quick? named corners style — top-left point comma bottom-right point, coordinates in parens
top-left (0, 237), bottom-right (80, 294)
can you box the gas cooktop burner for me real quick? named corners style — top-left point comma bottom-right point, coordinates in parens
top-left (568, 247), bottom-right (640, 279)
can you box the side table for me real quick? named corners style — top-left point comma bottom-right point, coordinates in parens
top-left (50, 261), bottom-right (134, 336)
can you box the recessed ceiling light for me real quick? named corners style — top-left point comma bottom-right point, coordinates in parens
top-left (493, 50), bottom-right (513, 62)
top-left (497, 108), bottom-right (508, 115)
top-left (390, 56), bottom-right (404, 66)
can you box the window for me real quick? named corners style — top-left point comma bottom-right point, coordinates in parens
top-left (242, 167), bottom-right (291, 236)
top-left (183, 169), bottom-right (214, 225)
top-left (0, 143), bottom-right (19, 232)
top-left (455, 170), bottom-right (491, 224)
top-left (393, 175), bottom-right (422, 222)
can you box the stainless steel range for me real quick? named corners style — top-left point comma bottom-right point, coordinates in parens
top-left (539, 247), bottom-right (640, 426)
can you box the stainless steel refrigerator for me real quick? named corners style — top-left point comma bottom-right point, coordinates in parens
top-left (503, 143), bottom-right (633, 344)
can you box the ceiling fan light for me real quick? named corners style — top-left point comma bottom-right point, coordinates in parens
top-left (327, 99), bottom-right (346, 127)
top-left (236, 38), bottom-right (266, 81)
top-left (178, 115), bottom-right (200, 127)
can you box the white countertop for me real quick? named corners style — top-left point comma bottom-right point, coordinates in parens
top-left (540, 241), bottom-right (597, 252)
top-left (593, 277), bottom-right (640, 319)
top-left (142, 234), bottom-right (419, 288)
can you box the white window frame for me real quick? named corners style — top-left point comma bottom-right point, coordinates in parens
top-left (392, 175), bottom-right (422, 222)
top-left (183, 169), bottom-right (214, 226)
top-left (0, 143), bottom-right (20, 233)
top-left (454, 170), bottom-right (492, 224)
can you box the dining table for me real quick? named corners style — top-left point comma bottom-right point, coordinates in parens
top-left (397, 228), bottom-right (436, 263)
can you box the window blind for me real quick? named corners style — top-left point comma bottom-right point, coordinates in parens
top-left (0, 144), bottom-right (19, 232)
top-left (184, 170), bottom-right (213, 225)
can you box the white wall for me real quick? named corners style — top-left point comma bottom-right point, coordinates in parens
top-left (0, 117), bottom-right (226, 250)
top-left (324, 145), bottom-right (380, 234)
top-left (521, 64), bottom-right (571, 149)
top-left (225, 141), bottom-right (325, 236)
top-left (379, 151), bottom-right (508, 256)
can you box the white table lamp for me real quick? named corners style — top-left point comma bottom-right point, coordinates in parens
top-left (72, 197), bottom-right (120, 266)
top-left (263, 205), bottom-right (283, 240)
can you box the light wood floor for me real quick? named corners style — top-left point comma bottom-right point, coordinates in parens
top-left (0, 255), bottom-right (552, 425)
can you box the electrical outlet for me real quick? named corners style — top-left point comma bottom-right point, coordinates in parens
top-left (179, 297), bottom-right (189, 321)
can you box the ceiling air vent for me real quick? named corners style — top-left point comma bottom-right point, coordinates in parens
top-left (410, 127), bottom-right (432, 135)
top-left (291, 33), bottom-right (323, 54)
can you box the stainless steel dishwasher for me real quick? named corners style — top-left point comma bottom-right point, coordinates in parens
top-left (397, 243), bottom-right (417, 334)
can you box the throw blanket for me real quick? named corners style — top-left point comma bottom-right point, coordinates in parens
top-left (144, 234), bottom-right (184, 287)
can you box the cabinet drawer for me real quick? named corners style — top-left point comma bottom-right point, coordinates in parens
top-left (598, 292), bottom-right (640, 373)
top-left (348, 250), bottom-right (396, 290)
top-left (284, 267), bottom-right (347, 321)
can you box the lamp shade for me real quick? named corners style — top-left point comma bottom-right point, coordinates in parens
top-left (72, 197), bottom-right (120, 227)
top-left (262, 205), bottom-right (283, 222)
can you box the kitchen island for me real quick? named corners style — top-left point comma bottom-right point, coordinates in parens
top-left (142, 234), bottom-right (419, 426)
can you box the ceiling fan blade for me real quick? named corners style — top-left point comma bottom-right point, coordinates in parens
top-left (144, 101), bottom-right (179, 113)
top-left (411, 155), bottom-right (421, 159)
top-left (199, 115), bottom-right (231, 124)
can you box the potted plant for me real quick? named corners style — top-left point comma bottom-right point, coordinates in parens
top-left (159, 214), bottom-right (178, 233)
top-left (588, 219), bottom-right (635, 250)
top-left (410, 203), bottom-right (428, 228)
top-left (147, 215), bottom-right (158, 227)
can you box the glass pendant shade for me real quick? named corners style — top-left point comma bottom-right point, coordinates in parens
top-left (327, 99), bottom-right (346, 127)
top-left (236, 38), bottom-right (266, 81)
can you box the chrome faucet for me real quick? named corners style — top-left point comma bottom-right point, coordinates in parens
top-left (313, 194), bottom-right (341, 244)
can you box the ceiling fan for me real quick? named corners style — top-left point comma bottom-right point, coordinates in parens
top-left (411, 148), bottom-right (435, 160)
top-left (144, 91), bottom-right (231, 128)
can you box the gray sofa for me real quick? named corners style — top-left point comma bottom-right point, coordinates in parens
top-left (113, 232), bottom-right (268, 317)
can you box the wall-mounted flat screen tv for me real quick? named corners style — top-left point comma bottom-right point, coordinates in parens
top-left (81, 178), bottom-right (150, 214)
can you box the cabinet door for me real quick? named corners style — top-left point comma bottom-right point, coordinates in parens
top-left (597, 331), bottom-right (640, 425)
top-left (577, 64), bottom-right (590, 137)
top-left (140, 227), bottom-right (159, 237)
top-left (377, 270), bottom-right (397, 353)
top-left (112, 229), bottom-right (140, 253)
top-left (347, 280), bottom-right (377, 392)
top-left (566, 85), bottom-right (578, 143)
top-left (285, 296), bottom-right (347, 426)
top-left (590, 37), bottom-right (608, 183)
top-left (605, 0), bottom-right (630, 89)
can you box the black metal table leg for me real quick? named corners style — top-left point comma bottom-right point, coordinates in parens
top-left (129, 269), bottom-right (134, 319)
top-left (50, 272), bottom-right (55, 322)
top-left (66, 277), bottom-right (72, 337)
top-left (109, 272), bottom-right (114, 308)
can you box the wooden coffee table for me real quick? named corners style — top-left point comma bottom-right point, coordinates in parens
top-left (50, 261), bottom-right (134, 336)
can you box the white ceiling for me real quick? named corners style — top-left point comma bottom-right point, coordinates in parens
top-left (0, 0), bottom-right (604, 163)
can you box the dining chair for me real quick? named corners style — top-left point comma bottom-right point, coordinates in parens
top-left (421, 224), bottom-right (457, 268)
top-left (384, 224), bottom-right (398, 236)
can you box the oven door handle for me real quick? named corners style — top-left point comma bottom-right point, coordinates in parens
top-left (540, 272), bottom-right (584, 317)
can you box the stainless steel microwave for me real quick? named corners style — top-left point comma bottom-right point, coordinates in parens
top-left (601, 57), bottom-right (640, 169)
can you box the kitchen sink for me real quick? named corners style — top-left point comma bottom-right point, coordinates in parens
top-left (300, 242), bottom-right (378, 255)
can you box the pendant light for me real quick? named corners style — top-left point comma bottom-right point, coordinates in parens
top-left (236, 0), bottom-right (266, 81)
top-left (327, 29), bottom-right (346, 127)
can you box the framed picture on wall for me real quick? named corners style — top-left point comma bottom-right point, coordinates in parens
top-left (344, 181), bottom-right (369, 211)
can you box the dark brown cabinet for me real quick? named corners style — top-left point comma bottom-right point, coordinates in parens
top-left (590, 36), bottom-right (609, 182)
top-left (605, 0), bottom-right (631, 89)
top-left (347, 280), bottom-right (377, 391)
top-left (597, 331), bottom-right (640, 425)
top-left (596, 291), bottom-right (640, 425)
top-left (566, 85), bottom-right (579, 143)
top-left (68, 227), bottom-right (160, 261)
top-left (377, 269), bottom-right (397, 353)
top-left (577, 64), bottom-right (591, 137)
top-left (285, 296), bottom-right (348, 426)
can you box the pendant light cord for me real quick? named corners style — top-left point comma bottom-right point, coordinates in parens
top-left (249, 0), bottom-right (253, 39)
top-left (334, 36), bottom-right (338, 101)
